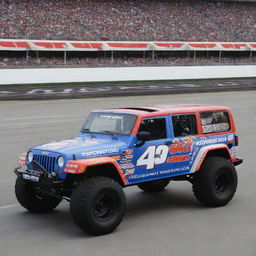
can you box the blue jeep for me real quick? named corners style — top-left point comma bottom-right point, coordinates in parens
top-left (15, 104), bottom-right (242, 235)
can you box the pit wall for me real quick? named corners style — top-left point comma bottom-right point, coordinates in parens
top-left (0, 65), bottom-right (256, 85)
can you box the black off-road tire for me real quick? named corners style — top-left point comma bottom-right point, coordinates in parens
top-left (192, 156), bottom-right (238, 207)
top-left (15, 177), bottom-right (62, 213)
top-left (138, 179), bottom-right (170, 192)
top-left (70, 177), bottom-right (126, 236)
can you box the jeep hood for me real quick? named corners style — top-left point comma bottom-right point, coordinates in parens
top-left (33, 137), bottom-right (127, 157)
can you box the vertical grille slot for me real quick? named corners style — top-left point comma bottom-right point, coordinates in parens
top-left (32, 154), bottom-right (56, 173)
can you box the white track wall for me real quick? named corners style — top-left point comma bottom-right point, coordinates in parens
top-left (0, 65), bottom-right (256, 85)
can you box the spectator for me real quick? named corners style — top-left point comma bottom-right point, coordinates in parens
top-left (0, 0), bottom-right (255, 42)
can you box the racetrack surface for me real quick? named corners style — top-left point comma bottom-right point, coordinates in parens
top-left (0, 91), bottom-right (255, 256)
top-left (1, 78), bottom-right (256, 100)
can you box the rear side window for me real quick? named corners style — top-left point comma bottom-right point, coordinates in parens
top-left (200, 111), bottom-right (230, 134)
top-left (172, 114), bottom-right (197, 137)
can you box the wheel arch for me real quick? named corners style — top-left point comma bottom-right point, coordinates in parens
top-left (192, 144), bottom-right (233, 173)
top-left (64, 157), bottom-right (127, 185)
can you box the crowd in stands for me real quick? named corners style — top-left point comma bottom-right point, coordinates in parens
top-left (0, 0), bottom-right (256, 42)
top-left (0, 55), bottom-right (255, 68)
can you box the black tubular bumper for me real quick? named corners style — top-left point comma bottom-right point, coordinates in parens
top-left (234, 158), bottom-right (243, 166)
top-left (14, 165), bottom-right (63, 185)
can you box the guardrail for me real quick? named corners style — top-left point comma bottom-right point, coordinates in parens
top-left (0, 65), bottom-right (256, 85)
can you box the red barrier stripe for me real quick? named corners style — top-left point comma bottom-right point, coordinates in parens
top-left (0, 41), bottom-right (16, 47)
top-left (154, 43), bottom-right (184, 48)
top-left (15, 42), bottom-right (30, 48)
top-left (221, 43), bottom-right (246, 49)
top-left (189, 43), bottom-right (216, 48)
top-left (107, 43), bottom-right (148, 48)
top-left (53, 42), bottom-right (66, 48)
top-left (71, 43), bottom-right (102, 49)
top-left (33, 42), bottom-right (54, 48)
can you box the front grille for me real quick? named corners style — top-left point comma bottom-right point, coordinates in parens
top-left (32, 154), bottom-right (56, 173)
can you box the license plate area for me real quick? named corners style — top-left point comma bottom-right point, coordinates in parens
top-left (22, 173), bottom-right (40, 182)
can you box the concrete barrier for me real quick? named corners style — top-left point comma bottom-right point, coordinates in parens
top-left (0, 65), bottom-right (256, 85)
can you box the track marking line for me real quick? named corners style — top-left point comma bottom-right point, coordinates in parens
top-left (0, 204), bottom-right (19, 209)
top-left (0, 119), bottom-right (83, 127)
top-left (2, 114), bottom-right (85, 121)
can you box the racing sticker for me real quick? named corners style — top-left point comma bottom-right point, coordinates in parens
top-left (137, 145), bottom-right (169, 170)
top-left (82, 148), bottom-right (119, 157)
top-left (42, 139), bottom-right (80, 149)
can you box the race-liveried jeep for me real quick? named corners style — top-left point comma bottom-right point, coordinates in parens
top-left (15, 104), bottom-right (242, 235)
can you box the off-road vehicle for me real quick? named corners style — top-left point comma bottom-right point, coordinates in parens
top-left (15, 104), bottom-right (242, 235)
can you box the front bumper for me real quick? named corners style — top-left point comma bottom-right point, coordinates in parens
top-left (14, 166), bottom-right (63, 185)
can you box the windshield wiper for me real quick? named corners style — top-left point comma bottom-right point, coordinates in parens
top-left (81, 128), bottom-right (96, 138)
top-left (101, 130), bottom-right (118, 140)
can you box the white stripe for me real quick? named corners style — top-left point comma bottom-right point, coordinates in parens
top-left (0, 119), bottom-right (82, 127)
top-left (2, 114), bottom-right (85, 121)
top-left (0, 204), bottom-right (19, 209)
top-left (190, 144), bottom-right (227, 173)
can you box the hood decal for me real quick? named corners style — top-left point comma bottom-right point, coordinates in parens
top-left (41, 138), bottom-right (99, 150)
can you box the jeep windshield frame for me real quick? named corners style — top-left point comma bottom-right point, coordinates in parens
top-left (81, 112), bottom-right (137, 136)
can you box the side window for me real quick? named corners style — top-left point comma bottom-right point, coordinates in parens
top-left (200, 111), bottom-right (230, 134)
top-left (138, 118), bottom-right (166, 140)
top-left (172, 114), bottom-right (197, 137)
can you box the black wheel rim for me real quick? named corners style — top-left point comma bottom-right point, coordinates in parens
top-left (215, 173), bottom-right (230, 195)
top-left (94, 192), bottom-right (116, 222)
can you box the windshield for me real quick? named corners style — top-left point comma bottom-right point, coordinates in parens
top-left (82, 112), bottom-right (137, 135)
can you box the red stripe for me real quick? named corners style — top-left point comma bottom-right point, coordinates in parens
top-left (107, 43), bottom-right (148, 48)
top-left (154, 43), bottom-right (184, 48)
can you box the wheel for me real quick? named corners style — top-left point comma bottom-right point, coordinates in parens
top-left (138, 179), bottom-right (170, 192)
top-left (70, 177), bottom-right (126, 236)
top-left (192, 156), bottom-right (238, 207)
top-left (15, 177), bottom-right (62, 213)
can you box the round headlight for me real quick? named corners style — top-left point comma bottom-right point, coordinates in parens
top-left (27, 152), bottom-right (33, 163)
top-left (57, 156), bottom-right (65, 168)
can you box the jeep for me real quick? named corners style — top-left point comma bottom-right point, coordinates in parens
top-left (15, 104), bottom-right (242, 235)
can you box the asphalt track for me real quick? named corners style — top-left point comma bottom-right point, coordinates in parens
top-left (0, 91), bottom-right (255, 256)
top-left (0, 78), bottom-right (256, 100)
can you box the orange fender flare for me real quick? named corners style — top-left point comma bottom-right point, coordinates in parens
top-left (64, 157), bottom-right (128, 185)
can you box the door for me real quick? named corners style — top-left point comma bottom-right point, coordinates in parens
top-left (128, 117), bottom-right (172, 183)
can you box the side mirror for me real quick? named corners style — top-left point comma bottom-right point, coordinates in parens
top-left (137, 131), bottom-right (150, 141)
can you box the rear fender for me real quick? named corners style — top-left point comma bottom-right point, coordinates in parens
top-left (64, 157), bottom-right (127, 185)
top-left (190, 144), bottom-right (233, 173)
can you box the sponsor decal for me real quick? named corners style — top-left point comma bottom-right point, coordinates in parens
top-left (99, 115), bottom-right (123, 120)
top-left (230, 147), bottom-right (237, 158)
top-left (82, 148), bottom-right (119, 157)
top-left (195, 137), bottom-right (227, 146)
top-left (169, 137), bottom-right (195, 154)
top-left (167, 155), bottom-right (189, 163)
top-left (125, 154), bottom-right (134, 159)
top-left (42, 151), bottom-right (50, 155)
top-left (110, 155), bottom-right (121, 161)
top-left (42, 139), bottom-right (80, 149)
top-left (129, 166), bottom-right (190, 179)
top-left (125, 168), bottom-right (135, 175)
top-left (82, 139), bottom-right (99, 145)
top-left (120, 164), bottom-right (135, 169)
top-left (120, 160), bottom-right (132, 164)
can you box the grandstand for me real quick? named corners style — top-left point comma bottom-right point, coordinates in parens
top-left (0, 0), bottom-right (255, 68)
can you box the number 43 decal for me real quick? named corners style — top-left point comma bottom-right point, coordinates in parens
top-left (137, 145), bottom-right (169, 170)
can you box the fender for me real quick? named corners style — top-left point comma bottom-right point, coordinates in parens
top-left (18, 153), bottom-right (27, 166)
top-left (64, 157), bottom-right (128, 185)
top-left (190, 144), bottom-right (233, 173)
